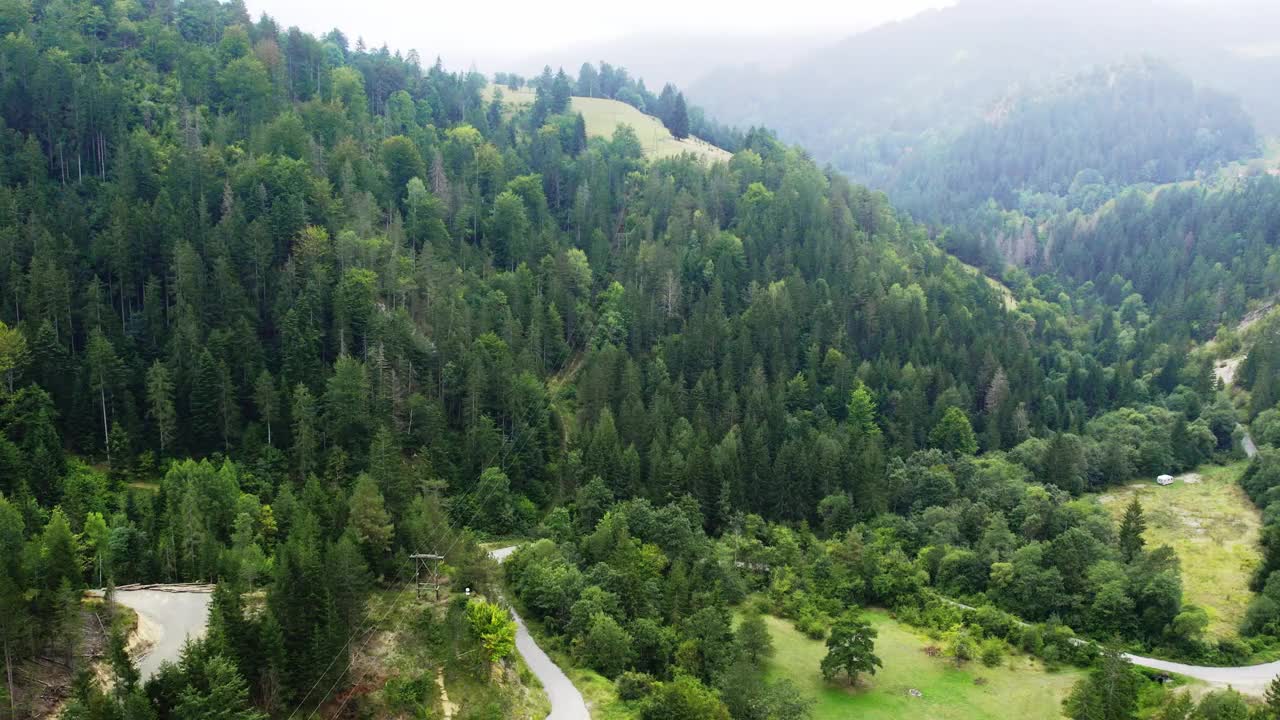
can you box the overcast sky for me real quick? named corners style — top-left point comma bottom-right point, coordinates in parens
top-left (241, 0), bottom-right (951, 73)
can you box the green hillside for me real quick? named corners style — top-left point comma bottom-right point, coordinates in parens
top-left (488, 85), bottom-right (731, 162)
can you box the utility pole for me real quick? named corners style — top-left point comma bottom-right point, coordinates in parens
top-left (411, 553), bottom-right (445, 601)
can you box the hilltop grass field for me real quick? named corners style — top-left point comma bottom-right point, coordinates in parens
top-left (1096, 462), bottom-right (1259, 639)
top-left (759, 611), bottom-right (1081, 720)
top-left (484, 85), bottom-right (732, 163)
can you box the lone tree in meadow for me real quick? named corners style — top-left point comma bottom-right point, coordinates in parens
top-left (669, 93), bottom-right (690, 139)
top-left (1118, 496), bottom-right (1146, 562)
top-left (736, 611), bottom-right (774, 666)
top-left (820, 611), bottom-right (881, 686)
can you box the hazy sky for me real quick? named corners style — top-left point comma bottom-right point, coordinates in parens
top-left (241, 0), bottom-right (951, 73)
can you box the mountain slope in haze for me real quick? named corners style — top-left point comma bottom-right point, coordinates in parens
top-left (4, 0), bottom-right (1188, 715)
top-left (890, 59), bottom-right (1258, 224)
top-left (690, 0), bottom-right (1280, 179)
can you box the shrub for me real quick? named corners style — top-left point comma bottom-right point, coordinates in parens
top-left (943, 625), bottom-right (979, 664)
top-left (970, 605), bottom-right (1018, 639)
top-left (616, 671), bottom-right (655, 701)
top-left (795, 606), bottom-right (829, 640)
top-left (1018, 624), bottom-right (1044, 655)
top-left (979, 638), bottom-right (1004, 667)
top-left (1215, 637), bottom-right (1249, 665)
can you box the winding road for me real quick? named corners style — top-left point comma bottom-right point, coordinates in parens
top-left (92, 431), bottom-right (1269, 707)
top-left (489, 546), bottom-right (590, 720)
top-left (94, 585), bottom-right (213, 680)
top-left (1120, 653), bottom-right (1280, 696)
top-left (948, 428), bottom-right (1278, 694)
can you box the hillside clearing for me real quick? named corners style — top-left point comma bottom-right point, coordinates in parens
top-left (760, 611), bottom-right (1081, 720)
top-left (957, 259), bottom-right (1018, 310)
top-left (485, 85), bottom-right (731, 163)
top-left (1096, 462), bottom-right (1259, 639)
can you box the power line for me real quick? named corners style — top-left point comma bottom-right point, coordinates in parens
top-left (292, 330), bottom-right (592, 719)
top-left (304, 398), bottom-right (547, 720)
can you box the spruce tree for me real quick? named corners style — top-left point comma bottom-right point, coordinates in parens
top-left (1119, 496), bottom-right (1146, 562)
top-left (189, 349), bottom-right (223, 453)
top-left (252, 370), bottom-right (278, 447)
top-left (1264, 675), bottom-right (1280, 718)
top-left (291, 384), bottom-right (318, 479)
top-left (670, 93), bottom-right (690, 139)
top-left (146, 361), bottom-right (177, 455)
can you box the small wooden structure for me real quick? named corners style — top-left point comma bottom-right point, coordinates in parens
top-left (1156, 474), bottom-right (1174, 486)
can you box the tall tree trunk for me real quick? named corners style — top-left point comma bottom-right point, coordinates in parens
top-left (100, 385), bottom-right (110, 462)
top-left (5, 640), bottom-right (14, 719)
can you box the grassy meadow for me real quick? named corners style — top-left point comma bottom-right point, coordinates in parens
top-left (484, 85), bottom-right (732, 163)
top-left (1096, 462), bottom-right (1259, 639)
top-left (760, 611), bottom-right (1081, 720)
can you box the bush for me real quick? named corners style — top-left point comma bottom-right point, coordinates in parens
top-left (795, 606), bottom-right (829, 640)
top-left (970, 605), bottom-right (1019, 640)
top-left (979, 638), bottom-right (1004, 667)
top-left (1041, 643), bottom-right (1062, 668)
top-left (616, 671), bottom-right (655, 701)
top-left (1018, 624), bottom-right (1044, 655)
top-left (639, 675), bottom-right (730, 720)
top-left (1215, 637), bottom-right (1249, 665)
top-left (943, 625), bottom-right (979, 664)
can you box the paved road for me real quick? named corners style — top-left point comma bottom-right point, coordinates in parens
top-left (104, 587), bottom-right (212, 680)
top-left (1120, 653), bottom-right (1280, 696)
top-left (942, 596), bottom-right (1279, 694)
top-left (489, 546), bottom-right (589, 720)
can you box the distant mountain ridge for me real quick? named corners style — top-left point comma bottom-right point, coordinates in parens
top-left (688, 0), bottom-right (1280, 179)
top-left (887, 59), bottom-right (1259, 224)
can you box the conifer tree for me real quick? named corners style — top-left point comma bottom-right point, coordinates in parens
top-left (146, 361), bottom-right (177, 455)
top-left (669, 92), bottom-right (690, 139)
top-left (291, 384), bottom-right (318, 479)
top-left (1119, 496), bottom-right (1147, 562)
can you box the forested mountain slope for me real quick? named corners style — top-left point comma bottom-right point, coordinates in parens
top-left (689, 0), bottom-right (1280, 180)
top-left (0, 0), bottom-right (1268, 718)
top-left (888, 60), bottom-right (1258, 225)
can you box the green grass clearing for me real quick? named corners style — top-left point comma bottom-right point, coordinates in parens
top-left (1096, 462), bottom-right (1258, 639)
top-left (761, 611), bottom-right (1081, 720)
top-left (484, 85), bottom-right (731, 163)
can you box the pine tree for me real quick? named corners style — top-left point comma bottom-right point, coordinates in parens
top-left (146, 361), bottom-right (177, 455)
top-left (107, 626), bottom-right (140, 697)
top-left (1119, 496), bottom-right (1147, 562)
top-left (0, 320), bottom-right (28, 393)
top-left (174, 655), bottom-right (266, 720)
top-left (929, 406), bottom-right (978, 455)
top-left (189, 349), bottom-right (223, 453)
top-left (669, 93), bottom-right (690, 139)
top-left (1065, 650), bottom-right (1138, 720)
top-left (0, 497), bottom-right (28, 718)
top-left (572, 112), bottom-right (587, 155)
top-left (215, 359), bottom-right (239, 453)
top-left (1264, 674), bottom-right (1280, 718)
top-left (348, 474), bottom-right (393, 562)
top-left (86, 329), bottom-right (120, 458)
top-left (253, 370), bottom-right (278, 447)
top-left (291, 384), bottom-right (318, 479)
